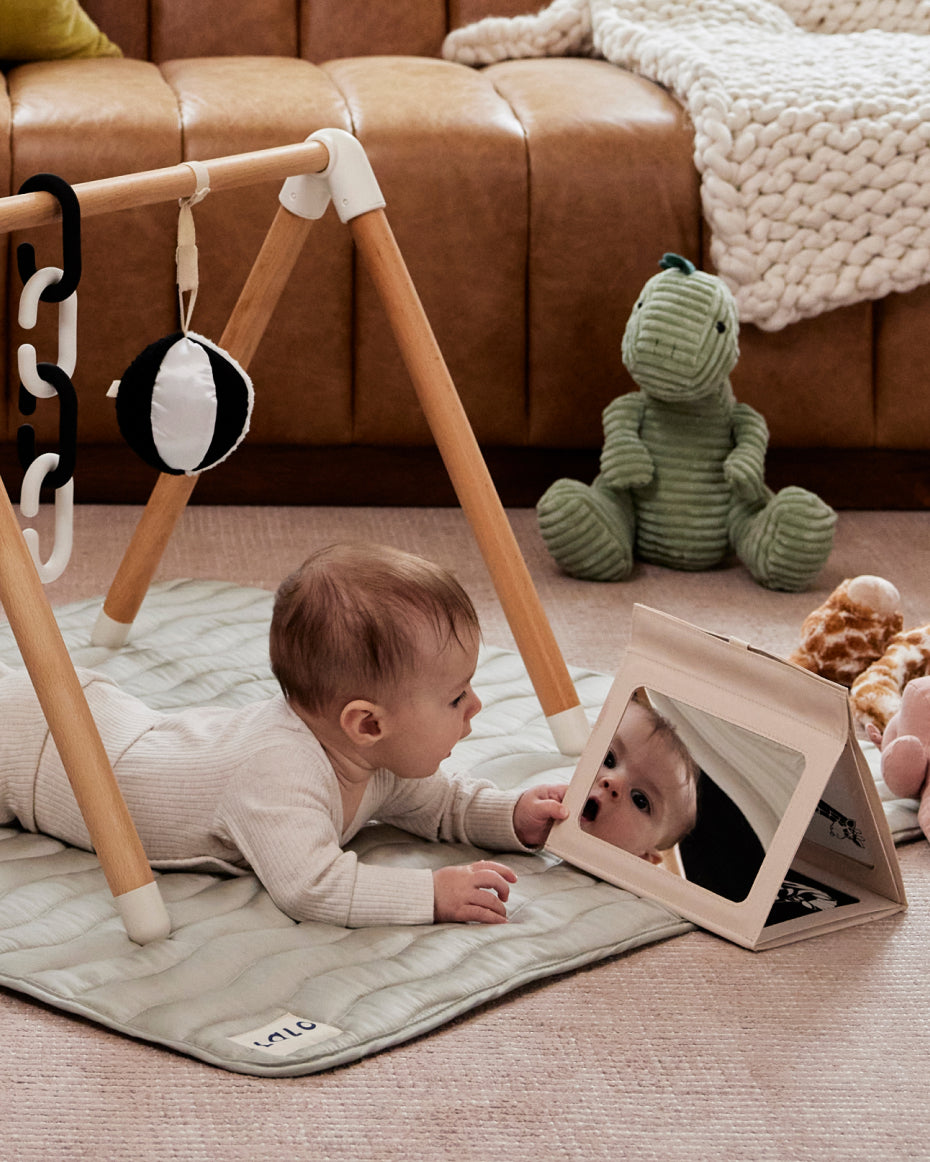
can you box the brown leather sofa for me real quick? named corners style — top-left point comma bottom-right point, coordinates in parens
top-left (1, 0), bottom-right (927, 507)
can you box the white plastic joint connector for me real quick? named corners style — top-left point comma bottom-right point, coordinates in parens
top-left (279, 128), bottom-right (386, 224)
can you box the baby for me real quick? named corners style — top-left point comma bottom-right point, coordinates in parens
top-left (0, 543), bottom-right (569, 928)
top-left (579, 692), bottom-right (698, 864)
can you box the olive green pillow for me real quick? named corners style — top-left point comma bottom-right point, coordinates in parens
top-left (0, 0), bottom-right (122, 61)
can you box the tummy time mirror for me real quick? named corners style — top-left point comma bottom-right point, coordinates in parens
top-left (546, 605), bottom-right (906, 950)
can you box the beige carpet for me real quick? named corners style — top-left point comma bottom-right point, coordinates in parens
top-left (2, 504), bottom-right (928, 1161)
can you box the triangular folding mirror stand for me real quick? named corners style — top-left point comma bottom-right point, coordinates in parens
top-left (547, 605), bottom-right (906, 949)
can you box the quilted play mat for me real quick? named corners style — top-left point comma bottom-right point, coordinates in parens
top-left (0, 581), bottom-right (918, 1075)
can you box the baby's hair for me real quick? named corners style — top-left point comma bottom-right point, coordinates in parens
top-left (269, 542), bottom-right (480, 714)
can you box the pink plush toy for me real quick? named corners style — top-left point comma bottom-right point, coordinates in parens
top-left (867, 675), bottom-right (930, 841)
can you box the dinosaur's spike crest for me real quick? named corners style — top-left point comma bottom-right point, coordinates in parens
top-left (659, 253), bottom-right (696, 275)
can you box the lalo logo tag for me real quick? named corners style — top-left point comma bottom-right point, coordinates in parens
top-left (229, 1012), bottom-right (342, 1057)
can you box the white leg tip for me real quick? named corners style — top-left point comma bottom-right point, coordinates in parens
top-left (546, 704), bottom-right (591, 756)
top-left (115, 880), bottom-right (171, 944)
top-left (91, 608), bottom-right (132, 648)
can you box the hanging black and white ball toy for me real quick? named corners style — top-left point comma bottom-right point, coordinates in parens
top-left (113, 331), bottom-right (253, 475)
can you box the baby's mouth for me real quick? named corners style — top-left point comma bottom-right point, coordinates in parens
top-left (581, 797), bottom-right (599, 823)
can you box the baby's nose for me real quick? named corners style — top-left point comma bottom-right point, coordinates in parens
top-left (460, 693), bottom-right (481, 738)
top-left (600, 776), bottom-right (619, 797)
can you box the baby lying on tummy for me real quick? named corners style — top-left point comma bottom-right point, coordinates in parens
top-left (0, 542), bottom-right (570, 928)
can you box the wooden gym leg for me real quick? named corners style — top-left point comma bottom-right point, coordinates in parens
top-left (348, 208), bottom-right (590, 755)
top-left (93, 205), bottom-right (315, 647)
top-left (0, 475), bottom-right (170, 942)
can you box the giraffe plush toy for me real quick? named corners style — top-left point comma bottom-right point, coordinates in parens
top-left (789, 575), bottom-right (904, 688)
top-left (851, 625), bottom-right (930, 734)
top-left (536, 255), bottom-right (837, 591)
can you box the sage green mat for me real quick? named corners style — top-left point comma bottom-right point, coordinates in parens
top-left (0, 580), bottom-right (699, 1075)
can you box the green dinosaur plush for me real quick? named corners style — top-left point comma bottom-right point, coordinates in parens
top-left (537, 254), bottom-right (836, 591)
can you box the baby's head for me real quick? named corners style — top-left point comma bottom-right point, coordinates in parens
top-left (270, 541), bottom-right (481, 730)
top-left (579, 693), bottom-right (698, 863)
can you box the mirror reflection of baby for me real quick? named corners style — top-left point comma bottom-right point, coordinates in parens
top-left (579, 693), bottom-right (698, 864)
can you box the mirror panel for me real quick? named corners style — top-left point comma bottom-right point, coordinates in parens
top-left (578, 687), bottom-right (806, 902)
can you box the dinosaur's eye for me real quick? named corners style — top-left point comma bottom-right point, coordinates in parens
top-left (715, 320), bottom-right (726, 333)
top-left (636, 300), bottom-right (643, 309)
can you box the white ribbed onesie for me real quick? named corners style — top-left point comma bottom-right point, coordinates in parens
top-left (0, 665), bottom-right (527, 926)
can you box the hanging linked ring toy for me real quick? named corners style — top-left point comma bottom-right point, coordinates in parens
top-left (16, 172), bottom-right (82, 302)
top-left (110, 161), bottom-right (254, 475)
top-left (15, 173), bottom-right (81, 584)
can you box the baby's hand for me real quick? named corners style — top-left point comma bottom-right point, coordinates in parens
top-left (433, 861), bottom-right (517, 924)
top-left (513, 783), bottom-right (570, 848)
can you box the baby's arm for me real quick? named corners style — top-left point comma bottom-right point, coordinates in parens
top-left (216, 755), bottom-right (439, 926)
top-left (375, 772), bottom-right (571, 923)
top-left (217, 753), bottom-right (532, 927)
top-left (378, 767), bottom-right (530, 852)
top-left (380, 771), bottom-right (571, 853)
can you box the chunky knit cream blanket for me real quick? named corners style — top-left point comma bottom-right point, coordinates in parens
top-left (443, 1), bottom-right (930, 330)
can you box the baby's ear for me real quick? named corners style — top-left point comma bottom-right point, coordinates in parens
top-left (339, 700), bottom-right (385, 746)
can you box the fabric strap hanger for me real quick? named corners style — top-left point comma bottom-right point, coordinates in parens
top-left (176, 161), bottom-right (211, 334)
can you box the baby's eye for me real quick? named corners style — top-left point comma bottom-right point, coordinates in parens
top-left (603, 749), bottom-right (617, 769)
top-left (631, 789), bottom-right (651, 814)
top-left (451, 691), bottom-right (467, 708)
